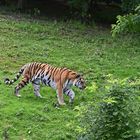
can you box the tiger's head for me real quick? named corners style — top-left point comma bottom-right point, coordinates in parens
top-left (73, 74), bottom-right (86, 90)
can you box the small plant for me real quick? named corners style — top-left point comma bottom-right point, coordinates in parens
top-left (33, 8), bottom-right (40, 16)
top-left (78, 84), bottom-right (140, 140)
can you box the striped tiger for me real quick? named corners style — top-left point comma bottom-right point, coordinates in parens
top-left (4, 62), bottom-right (86, 105)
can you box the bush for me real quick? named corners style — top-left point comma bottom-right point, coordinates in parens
top-left (78, 84), bottom-right (140, 140)
top-left (68, 0), bottom-right (88, 16)
top-left (122, 0), bottom-right (140, 13)
top-left (68, 0), bottom-right (92, 23)
top-left (111, 5), bottom-right (140, 37)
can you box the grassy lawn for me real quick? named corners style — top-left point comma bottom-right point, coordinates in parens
top-left (0, 11), bottom-right (140, 140)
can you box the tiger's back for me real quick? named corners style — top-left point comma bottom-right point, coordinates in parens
top-left (22, 62), bottom-right (71, 86)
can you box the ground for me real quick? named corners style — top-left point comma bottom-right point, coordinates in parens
top-left (0, 10), bottom-right (140, 140)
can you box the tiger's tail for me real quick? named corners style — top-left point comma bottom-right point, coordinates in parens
top-left (4, 66), bottom-right (25, 85)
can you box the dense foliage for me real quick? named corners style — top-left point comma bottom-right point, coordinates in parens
top-left (68, 0), bottom-right (93, 22)
top-left (68, 0), bottom-right (121, 22)
top-left (111, 5), bottom-right (140, 37)
top-left (78, 83), bottom-right (140, 140)
top-left (122, 0), bottom-right (140, 13)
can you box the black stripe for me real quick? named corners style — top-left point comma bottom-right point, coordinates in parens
top-left (35, 65), bottom-right (41, 75)
top-left (19, 68), bottom-right (24, 74)
top-left (48, 80), bottom-right (51, 87)
top-left (32, 81), bottom-right (39, 85)
top-left (13, 79), bottom-right (17, 82)
top-left (67, 79), bottom-right (70, 86)
top-left (37, 73), bottom-right (41, 78)
top-left (16, 74), bottom-right (20, 79)
top-left (40, 70), bottom-right (45, 76)
top-left (52, 67), bottom-right (57, 80)
top-left (54, 68), bottom-right (59, 77)
top-left (47, 75), bottom-right (51, 81)
top-left (41, 74), bottom-right (44, 79)
top-left (29, 63), bottom-right (34, 76)
top-left (22, 80), bottom-right (27, 85)
top-left (36, 63), bottom-right (42, 74)
top-left (41, 64), bottom-right (46, 69)
top-left (47, 65), bottom-right (51, 72)
top-left (67, 90), bottom-right (71, 96)
top-left (49, 66), bottom-right (54, 78)
top-left (45, 71), bottom-right (49, 76)
top-left (33, 63), bottom-right (38, 75)
top-left (19, 83), bottom-right (24, 88)
top-left (75, 74), bottom-right (81, 78)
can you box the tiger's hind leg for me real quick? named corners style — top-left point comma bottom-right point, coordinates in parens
top-left (32, 82), bottom-right (42, 98)
top-left (15, 75), bottom-right (30, 97)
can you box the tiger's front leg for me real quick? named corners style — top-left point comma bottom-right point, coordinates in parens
top-left (64, 89), bottom-right (75, 103)
top-left (56, 82), bottom-right (66, 105)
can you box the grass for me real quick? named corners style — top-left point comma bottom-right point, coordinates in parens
top-left (0, 10), bottom-right (140, 140)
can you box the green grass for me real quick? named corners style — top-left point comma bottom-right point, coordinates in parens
top-left (0, 11), bottom-right (140, 140)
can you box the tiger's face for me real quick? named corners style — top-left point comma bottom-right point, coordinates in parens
top-left (74, 75), bottom-right (86, 90)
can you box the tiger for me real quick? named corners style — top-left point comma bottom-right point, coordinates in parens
top-left (4, 62), bottom-right (86, 105)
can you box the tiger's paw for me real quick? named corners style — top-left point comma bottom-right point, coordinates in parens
top-left (69, 98), bottom-right (74, 103)
top-left (40, 96), bottom-right (46, 99)
top-left (15, 94), bottom-right (21, 97)
top-left (36, 95), bottom-right (43, 98)
top-left (59, 102), bottom-right (66, 106)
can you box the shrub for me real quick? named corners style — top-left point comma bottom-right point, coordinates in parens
top-left (78, 84), bottom-right (140, 140)
top-left (122, 0), bottom-right (140, 13)
top-left (68, 0), bottom-right (92, 23)
top-left (68, 0), bottom-right (88, 15)
top-left (111, 5), bottom-right (140, 37)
